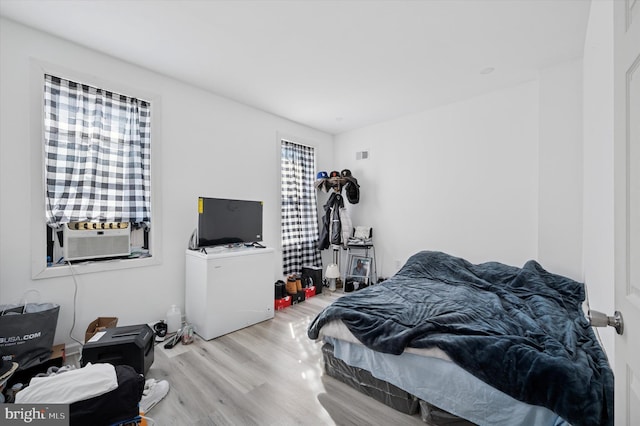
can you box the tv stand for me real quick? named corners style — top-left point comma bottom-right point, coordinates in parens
top-left (185, 247), bottom-right (275, 340)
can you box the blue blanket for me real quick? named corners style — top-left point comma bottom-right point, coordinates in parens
top-left (308, 251), bottom-right (613, 426)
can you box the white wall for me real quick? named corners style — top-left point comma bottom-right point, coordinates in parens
top-left (335, 64), bottom-right (586, 283)
top-left (334, 82), bottom-right (540, 275)
top-left (581, 0), bottom-right (615, 363)
top-left (0, 18), bottom-right (333, 349)
top-left (538, 59), bottom-right (584, 280)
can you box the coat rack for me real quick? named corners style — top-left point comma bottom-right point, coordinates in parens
top-left (328, 177), bottom-right (348, 192)
top-left (316, 170), bottom-right (361, 291)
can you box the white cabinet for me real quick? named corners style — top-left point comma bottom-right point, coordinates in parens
top-left (185, 247), bottom-right (275, 340)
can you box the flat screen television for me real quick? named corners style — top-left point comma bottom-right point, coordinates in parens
top-left (197, 197), bottom-right (263, 247)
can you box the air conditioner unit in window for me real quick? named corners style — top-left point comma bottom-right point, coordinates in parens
top-left (63, 222), bottom-right (131, 261)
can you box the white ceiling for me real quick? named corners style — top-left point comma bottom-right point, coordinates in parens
top-left (0, 0), bottom-right (591, 135)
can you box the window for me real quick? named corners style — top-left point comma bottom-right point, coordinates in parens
top-left (43, 74), bottom-right (151, 265)
top-left (280, 139), bottom-right (322, 275)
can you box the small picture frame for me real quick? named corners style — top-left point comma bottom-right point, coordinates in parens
top-left (349, 255), bottom-right (371, 278)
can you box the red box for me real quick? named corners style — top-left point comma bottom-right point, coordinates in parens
top-left (275, 296), bottom-right (291, 310)
top-left (303, 286), bottom-right (316, 299)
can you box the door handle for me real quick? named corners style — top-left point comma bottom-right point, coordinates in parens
top-left (588, 310), bottom-right (624, 335)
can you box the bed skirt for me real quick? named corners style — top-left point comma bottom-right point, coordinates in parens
top-left (322, 343), bottom-right (474, 425)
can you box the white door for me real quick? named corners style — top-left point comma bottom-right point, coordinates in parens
top-left (614, 0), bottom-right (640, 424)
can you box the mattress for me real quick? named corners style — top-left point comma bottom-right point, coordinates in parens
top-left (319, 320), bottom-right (568, 426)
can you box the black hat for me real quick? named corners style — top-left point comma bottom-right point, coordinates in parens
top-left (329, 170), bottom-right (341, 178)
top-left (345, 180), bottom-right (360, 204)
top-left (340, 169), bottom-right (358, 186)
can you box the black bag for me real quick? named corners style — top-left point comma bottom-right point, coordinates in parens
top-left (274, 280), bottom-right (286, 299)
top-left (290, 290), bottom-right (306, 305)
top-left (72, 365), bottom-right (145, 426)
top-left (345, 276), bottom-right (369, 293)
top-left (0, 301), bottom-right (60, 371)
top-left (302, 265), bottom-right (323, 294)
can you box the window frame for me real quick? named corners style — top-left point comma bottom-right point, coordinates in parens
top-left (30, 60), bottom-right (163, 279)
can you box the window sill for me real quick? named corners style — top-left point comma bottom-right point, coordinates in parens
top-left (32, 255), bottom-right (160, 280)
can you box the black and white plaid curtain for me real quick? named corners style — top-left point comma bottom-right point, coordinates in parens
top-left (43, 74), bottom-right (151, 227)
top-left (281, 140), bottom-right (322, 275)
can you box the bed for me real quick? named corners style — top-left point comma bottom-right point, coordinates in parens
top-left (307, 251), bottom-right (613, 426)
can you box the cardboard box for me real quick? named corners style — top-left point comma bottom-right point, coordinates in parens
top-left (51, 343), bottom-right (65, 363)
top-left (85, 317), bottom-right (118, 343)
top-left (275, 296), bottom-right (291, 311)
top-left (303, 286), bottom-right (316, 299)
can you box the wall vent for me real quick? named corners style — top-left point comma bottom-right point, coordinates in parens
top-left (356, 150), bottom-right (369, 160)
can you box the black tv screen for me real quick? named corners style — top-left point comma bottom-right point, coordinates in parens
top-left (197, 197), bottom-right (263, 247)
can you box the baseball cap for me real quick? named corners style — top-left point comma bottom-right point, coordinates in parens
top-left (315, 171), bottom-right (329, 192)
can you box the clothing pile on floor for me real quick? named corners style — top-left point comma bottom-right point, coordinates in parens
top-left (3, 360), bottom-right (170, 425)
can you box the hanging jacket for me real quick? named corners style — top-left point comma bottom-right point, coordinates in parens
top-left (318, 192), bottom-right (344, 250)
top-left (329, 203), bottom-right (341, 246)
top-left (339, 206), bottom-right (353, 248)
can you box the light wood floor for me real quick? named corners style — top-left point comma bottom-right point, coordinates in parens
top-left (145, 291), bottom-right (426, 426)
